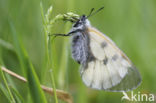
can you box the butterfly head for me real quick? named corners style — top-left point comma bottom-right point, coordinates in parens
top-left (72, 15), bottom-right (90, 29)
top-left (72, 7), bottom-right (104, 30)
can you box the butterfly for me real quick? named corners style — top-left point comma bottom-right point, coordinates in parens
top-left (55, 7), bottom-right (141, 92)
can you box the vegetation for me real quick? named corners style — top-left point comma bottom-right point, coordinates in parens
top-left (0, 0), bottom-right (156, 103)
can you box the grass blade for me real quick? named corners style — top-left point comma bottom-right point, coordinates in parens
top-left (0, 66), bottom-right (15, 103)
top-left (11, 87), bottom-right (25, 103)
top-left (9, 20), bottom-right (47, 103)
top-left (0, 38), bottom-right (14, 51)
top-left (0, 84), bottom-right (11, 102)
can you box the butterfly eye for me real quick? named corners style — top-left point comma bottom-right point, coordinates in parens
top-left (81, 15), bottom-right (86, 21)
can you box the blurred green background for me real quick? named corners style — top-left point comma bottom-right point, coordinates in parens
top-left (0, 0), bottom-right (156, 103)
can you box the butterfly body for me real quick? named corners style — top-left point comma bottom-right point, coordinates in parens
top-left (71, 28), bottom-right (90, 65)
top-left (69, 15), bottom-right (141, 91)
top-left (71, 16), bottom-right (95, 66)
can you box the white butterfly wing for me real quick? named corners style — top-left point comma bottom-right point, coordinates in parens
top-left (80, 27), bottom-right (141, 91)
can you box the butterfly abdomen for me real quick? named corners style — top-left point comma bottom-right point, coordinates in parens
top-left (71, 31), bottom-right (90, 65)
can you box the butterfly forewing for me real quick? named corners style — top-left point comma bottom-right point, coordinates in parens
top-left (80, 27), bottom-right (141, 91)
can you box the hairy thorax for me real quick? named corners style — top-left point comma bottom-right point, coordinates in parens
top-left (71, 29), bottom-right (90, 66)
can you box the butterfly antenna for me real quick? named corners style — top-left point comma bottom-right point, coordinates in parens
top-left (87, 8), bottom-right (95, 18)
top-left (87, 7), bottom-right (104, 18)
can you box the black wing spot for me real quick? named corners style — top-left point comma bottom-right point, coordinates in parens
top-left (112, 54), bottom-right (118, 61)
top-left (103, 57), bottom-right (108, 65)
top-left (101, 41), bottom-right (107, 48)
top-left (88, 55), bottom-right (95, 62)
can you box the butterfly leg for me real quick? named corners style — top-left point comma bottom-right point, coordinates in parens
top-left (51, 29), bottom-right (82, 37)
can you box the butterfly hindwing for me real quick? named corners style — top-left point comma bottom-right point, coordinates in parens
top-left (80, 27), bottom-right (141, 91)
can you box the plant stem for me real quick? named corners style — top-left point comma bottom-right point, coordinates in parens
top-left (40, 3), bottom-right (58, 103)
top-left (50, 68), bottom-right (58, 103)
top-left (48, 36), bottom-right (58, 103)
